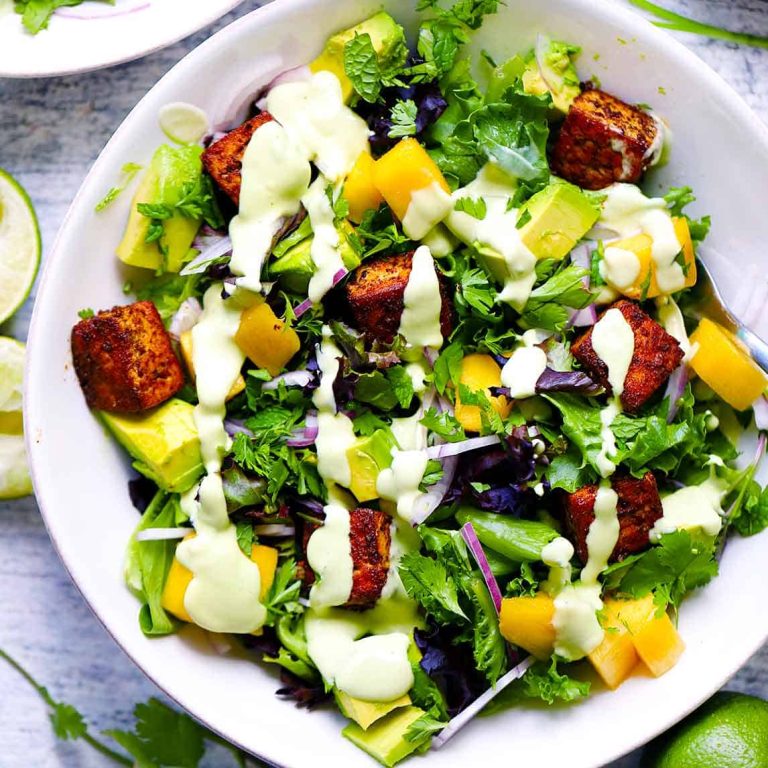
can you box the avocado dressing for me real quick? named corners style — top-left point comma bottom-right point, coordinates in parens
top-left (500, 329), bottom-right (548, 398)
top-left (402, 183), bottom-right (453, 240)
top-left (398, 245), bottom-right (444, 350)
top-left (176, 286), bottom-right (266, 633)
top-left (307, 504), bottom-right (354, 608)
top-left (651, 478), bottom-right (725, 541)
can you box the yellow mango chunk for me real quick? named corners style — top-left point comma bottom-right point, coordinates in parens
top-left (499, 593), bottom-right (556, 660)
top-left (690, 318), bottom-right (768, 410)
top-left (372, 138), bottom-right (450, 222)
top-left (601, 217), bottom-right (696, 300)
top-left (632, 611), bottom-right (685, 677)
top-left (344, 152), bottom-right (384, 223)
top-left (234, 301), bottom-right (300, 377)
top-left (179, 330), bottom-right (245, 401)
top-left (454, 354), bottom-right (512, 433)
top-left (161, 537), bottom-right (278, 624)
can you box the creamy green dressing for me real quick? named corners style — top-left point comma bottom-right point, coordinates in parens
top-left (398, 245), bottom-right (444, 350)
top-left (592, 307), bottom-right (635, 478)
top-left (552, 583), bottom-right (604, 660)
top-left (176, 286), bottom-right (266, 633)
top-left (376, 449), bottom-right (429, 523)
top-left (302, 177), bottom-right (345, 303)
top-left (158, 102), bottom-right (210, 145)
top-left (656, 296), bottom-right (692, 361)
top-left (307, 504), bottom-right (354, 607)
top-left (652, 478), bottom-right (725, 541)
top-left (402, 183), bottom-right (453, 240)
top-left (541, 537), bottom-right (574, 596)
top-left (600, 184), bottom-right (684, 294)
top-left (421, 224), bottom-right (458, 257)
top-left (581, 483), bottom-right (621, 584)
top-left (600, 245), bottom-right (642, 291)
top-left (444, 164), bottom-right (538, 310)
top-left (229, 71), bottom-right (367, 295)
top-left (500, 330), bottom-right (548, 398)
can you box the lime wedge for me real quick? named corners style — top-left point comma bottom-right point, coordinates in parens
top-left (0, 168), bottom-right (41, 324)
top-left (0, 337), bottom-right (29, 497)
top-left (0, 434), bottom-right (31, 499)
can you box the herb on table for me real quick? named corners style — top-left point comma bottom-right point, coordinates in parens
top-left (95, 162), bottom-right (143, 212)
top-left (14, 0), bottom-right (114, 35)
top-left (629, 0), bottom-right (768, 50)
top-left (0, 647), bottom-right (254, 767)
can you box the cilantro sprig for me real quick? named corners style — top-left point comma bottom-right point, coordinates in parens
top-left (13, 0), bottom-right (114, 35)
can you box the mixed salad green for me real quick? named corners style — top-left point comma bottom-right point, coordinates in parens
top-left (71, 1), bottom-right (768, 765)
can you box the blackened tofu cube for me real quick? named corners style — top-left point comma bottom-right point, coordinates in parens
top-left (551, 89), bottom-right (659, 190)
top-left (571, 300), bottom-right (683, 413)
top-left (202, 112), bottom-right (273, 205)
top-left (563, 472), bottom-right (663, 563)
top-left (344, 251), bottom-right (454, 345)
top-left (71, 301), bottom-right (184, 413)
top-left (346, 507), bottom-right (392, 608)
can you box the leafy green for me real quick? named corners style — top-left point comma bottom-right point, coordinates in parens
top-left (629, 0), bottom-right (768, 50)
top-left (520, 264), bottom-right (592, 332)
top-left (405, 714), bottom-right (446, 743)
top-left (421, 407), bottom-right (467, 442)
top-left (263, 559), bottom-right (303, 625)
top-left (458, 383), bottom-right (507, 434)
top-left (454, 196), bottom-right (487, 219)
top-left (235, 521), bottom-right (254, 557)
top-left (133, 272), bottom-right (202, 322)
top-left (124, 491), bottom-right (184, 636)
top-left (431, 341), bottom-right (464, 395)
top-left (488, 659), bottom-right (590, 712)
top-left (266, 614), bottom-right (319, 683)
top-left (389, 99), bottom-right (419, 138)
top-left (663, 185), bottom-right (711, 242)
top-left (399, 551), bottom-right (468, 623)
top-left (14, 0), bottom-right (114, 34)
top-left (343, 30), bottom-right (408, 102)
top-left (504, 561), bottom-right (540, 597)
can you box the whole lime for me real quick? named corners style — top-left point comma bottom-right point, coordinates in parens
top-left (642, 691), bottom-right (768, 768)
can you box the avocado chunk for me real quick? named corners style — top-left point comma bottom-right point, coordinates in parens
top-left (336, 690), bottom-right (412, 731)
top-left (342, 706), bottom-right (428, 767)
top-left (270, 220), bottom-right (361, 293)
top-left (100, 398), bottom-right (203, 492)
top-left (345, 428), bottom-right (397, 503)
top-left (116, 145), bottom-right (204, 273)
top-left (518, 180), bottom-right (600, 260)
top-left (310, 11), bottom-right (407, 103)
top-left (522, 38), bottom-right (581, 115)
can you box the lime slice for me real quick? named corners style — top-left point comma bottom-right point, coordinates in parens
top-left (0, 168), bottom-right (41, 324)
top-left (0, 336), bottom-right (24, 414)
top-left (0, 434), bottom-right (31, 499)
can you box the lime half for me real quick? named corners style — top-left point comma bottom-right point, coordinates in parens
top-left (0, 168), bottom-right (41, 325)
top-left (0, 433), bottom-right (32, 499)
top-left (0, 337), bottom-right (29, 497)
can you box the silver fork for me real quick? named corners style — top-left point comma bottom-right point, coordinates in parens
top-left (692, 255), bottom-right (768, 373)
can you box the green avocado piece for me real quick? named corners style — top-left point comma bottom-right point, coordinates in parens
top-left (310, 11), bottom-right (407, 103)
top-left (100, 398), bottom-right (203, 492)
top-left (270, 220), bottom-right (361, 293)
top-left (518, 180), bottom-right (600, 261)
top-left (345, 428), bottom-right (397, 503)
top-left (335, 690), bottom-right (412, 731)
top-left (342, 706), bottom-right (427, 768)
top-left (116, 144), bottom-right (203, 273)
top-left (522, 38), bottom-right (581, 115)
top-left (485, 54), bottom-right (527, 103)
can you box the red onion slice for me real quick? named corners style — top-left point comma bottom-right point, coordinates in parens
top-left (135, 527), bottom-right (190, 542)
top-left (262, 370), bottom-right (314, 391)
top-left (432, 656), bottom-right (535, 749)
top-left (180, 235), bottom-right (232, 276)
top-left (253, 524), bottom-right (295, 537)
top-left (224, 419), bottom-right (253, 438)
top-left (664, 364), bottom-right (689, 423)
top-left (754, 396), bottom-right (768, 432)
top-left (461, 523), bottom-right (502, 613)
top-left (409, 453), bottom-right (458, 526)
top-left (568, 305), bottom-right (598, 328)
top-left (286, 411), bottom-right (319, 447)
top-left (168, 297), bottom-right (202, 340)
top-left (426, 435), bottom-right (500, 460)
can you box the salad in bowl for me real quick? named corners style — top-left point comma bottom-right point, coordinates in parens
top-left (67, 1), bottom-right (768, 764)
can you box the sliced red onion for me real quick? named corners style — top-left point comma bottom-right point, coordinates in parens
top-left (664, 364), bottom-right (689, 423)
top-left (568, 305), bottom-right (598, 327)
top-left (168, 297), bottom-right (202, 340)
top-left (253, 524), bottom-right (295, 537)
top-left (569, 243), bottom-right (591, 273)
top-left (432, 656), bottom-right (535, 749)
top-left (409, 453), bottom-right (458, 526)
top-left (461, 523), bottom-right (502, 613)
top-left (423, 346), bottom-right (439, 368)
top-left (426, 435), bottom-right (500, 460)
top-left (135, 527), bottom-right (190, 542)
top-left (754, 396), bottom-right (768, 432)
top-left (262, 370), bottom-right (314, 391)
top-left (286, 412), bottom-right (319, 447)
top-left (180, 235), bottom-right (232, 276)
top-left (294, 298), bottom-right (314, 318)
top-left (224, 419), bottom-right (253, 438)
top-left (298, 597), bottom-right (311, 608)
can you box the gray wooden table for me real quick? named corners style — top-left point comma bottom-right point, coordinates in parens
top-left (1, 1), bottom-right (766, 766)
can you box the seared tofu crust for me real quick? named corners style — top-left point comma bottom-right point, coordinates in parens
top-left (571, 300), bottom-right (683, 413)
top-left (563, 472), bottom-right (663, 563)
top-left (345, 251), bottom-right (455, 345)
top-left (551, 89), bottom-right (659, 190)
top-left (346, 508), bottom-right (392, 608)
top-left (71, 301), bottom-right (184, 413)
top-left (202, 112), bottom-right (273, 205)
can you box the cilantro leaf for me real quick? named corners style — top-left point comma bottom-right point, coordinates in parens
top-left (454, 196), bottom-right (487, 219)
top-left (521, 264), bottom-right (592, 332)
top-left (14, 0), bottom-right (115, 35)
top-left (405, 714), bottom-right (446, 744)
top-left (399, 551), bottom-right (468, 623)
top-left (389, 99), bottom-right (419, 138)
top-left (95, 162), bottom-right (143, 212)
top-left (732, 481), bottom-right (768, 537)
top-left (50, 702), bottom-right (87, 741)
top-left (431, 341), bottom-right (464, 395)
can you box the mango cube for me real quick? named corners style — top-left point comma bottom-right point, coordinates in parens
top-left (234, 301), bottom-right (300, 377)
top-left (372, 138), bottom-right (451, 238)
top-left (161, 537), bottom-right (278, 624)
top-left (344, 152), bottom-right (384, 223)
top-left (690, 318), bottom-right (768, 410)
top-left (499, 593), bottom-right (556, 660)
top-left (454, 353), bottom-right (512, 433)
top-left (632, 611), bottom-right (685, 677)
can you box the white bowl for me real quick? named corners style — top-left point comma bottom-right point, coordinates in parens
top-left (26, 1), bottom-right (768, 766)
top-left (0, 0), bottom-right (246, 78)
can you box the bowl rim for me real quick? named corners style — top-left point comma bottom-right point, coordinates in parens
top-left (25, 0), bottom-right (768, 765)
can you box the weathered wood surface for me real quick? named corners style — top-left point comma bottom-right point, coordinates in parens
top-left (0, 1), bottom-right (766, 765)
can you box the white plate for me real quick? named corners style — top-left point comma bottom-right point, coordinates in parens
top-left (25, 0), bottom-right (768, 766)
top-left (0, 0), bottom-right (247, 78)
